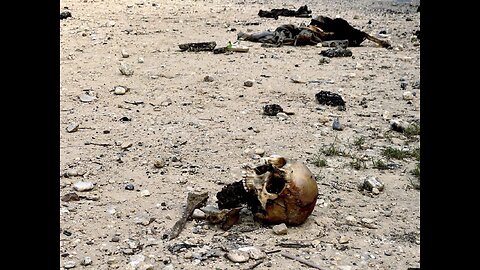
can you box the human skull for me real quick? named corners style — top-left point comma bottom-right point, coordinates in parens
top-left (241, 155), bottom-right (318, 225)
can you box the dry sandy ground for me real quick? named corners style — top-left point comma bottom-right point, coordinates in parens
top-left (60, 0), bottom-right (421, 269)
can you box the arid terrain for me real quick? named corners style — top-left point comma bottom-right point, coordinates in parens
top-left (60, 0), bottom-right (421, 269)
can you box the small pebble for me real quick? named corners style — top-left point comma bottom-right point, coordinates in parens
top-left (119, 62), bottom-right (134, 76)
top-left (79, 93), bottom-right (96, 103)
top-left (254, 148), bottom-right (265, 156)
top-left (192, 209), bottom-right (206, 219)
top-left (272, 223), bottom-right (288, 235)
top-left (121, 49), bottom-right (130, 58)
top-left (226, 249), bottom-right (250, 263)
top-left (345, 215), bottom-right (357, 225)
top-left (125, 184), bottom-right (135, 190)
top-left (338, 236), bottom-right (349, 244)
top-left (244, 80), bottom-right (254, 87)
top-left (319, 56), bottom-right (331, 64)
top-left (363, 176), bottom-right (384, 192)
top-left (138, 57), bottom-right (144, 63)
top-left (65, 168), bottom-right (79, 177)
top-left (64, 261), bottom-right (76, 269)
top-left (153, 159), bottom-right (165, 168)
top-left (140, 190), bottom-right (151, 197)
top-left (66, 122), bottom-right (79, 133)
top-left (332, 118), bottom-right (343, 130)
top-left (121, 141), bottom-right (133, 149)
top-left (277, 112), bottom-right (288, 120)
top-left (111, 236), bottom-right (121, 242)
top-left (203, 75), bottom-right (214, 82)
top-left (403, 91), bottom-right (414, 100)
top-left (114, 86), bottom-right (127, 95)
top-left (238, 246), bottom-right (266, 260)
top-left (61, 192), bottom-right (80, 202)
top-left (73, 181), bottom-right (94, 192)
top-left (80, 257), bottom-right (92, 266)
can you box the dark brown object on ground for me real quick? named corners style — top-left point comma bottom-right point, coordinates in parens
top-left (258, 5), bottom-right (312, 20)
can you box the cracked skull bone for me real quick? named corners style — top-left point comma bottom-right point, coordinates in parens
top-left (242, 155), bottom-right (318, 225)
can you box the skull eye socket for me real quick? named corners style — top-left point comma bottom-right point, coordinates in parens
top-left (266, 174), bottom-right (286, 194)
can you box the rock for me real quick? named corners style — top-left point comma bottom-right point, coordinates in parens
top-left (226, 249), bottom-right (250, 263)
top-left (66, 122), bottom-right (79, 133)
top-left (114, 86), bottom-right (127, 95)
top-left (154, 159), bottom-right (165, 168)
top-left (203, 75), bottom-right (214, 82)
top-left (277, 112), bottom-right (288, 120)
top-left (80, 257), bottom-right (92, 266)
top-left (272, 223), bottom-right (288, 235)
top-left (332, 118), bottom-right (343, 131)
top-left (60, 10), bottom-right (72, 20)
top-left (121, 49), bottom-right (130, 58)
top-left (254, 148), bottom-right (265, 156)
top-left (61, 192), bottom-right (80, 202)
top-left (129, 254), bottom-right (145, 268)
top-left (383, 111), bottom-right (392, 121)
top-left (121, 141), bottom-right (133, 149)
top-left (64, 261), bottom-right (76, 269)
top-left (345, 215), bottom-right (357, 225)
top-left (111, 236), bottom-right (121, 242)
top-left (319, 56), bottom-right (331, 64)
top-left (138, 57), bottom-right (145, 63)
top-left (192, 209), bottom-right (205, 219)
top-left (403, 91), bottom-right (414, 100)
top-left (238, 246), bottom-right (266, 260)
top-left (73, 181), bottom-right (94, 192)
top-left (362, 177), bottom-right (384, 192)
top-left (79, 93), bottom-right (96, 103)
top-left (119, 62), bottom-right (134, 76)
top-left (65, 168), bottom-right (79, 177)
top-left (390, 119), bottom-right (406, 133)
top-left (338, 236), bottom-right (349, 244)
top-left (372, 187), bottom-right (380, 195)
top-left (337, 266), bottom-right (352, 270)
top-left (125, 184), bottom-right (135, 190)
top-left (244, 80), bottom-right (254, 87)
top-left (263, 104), bottom-right (284, 116)
top-left (140, 190), bottom-right (151, 197)
top-left (321, 47), bottom-right (352, 58)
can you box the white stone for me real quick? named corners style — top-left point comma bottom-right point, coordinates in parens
top-left (140, 190), bottom-right (151, 197)
top-left (114, 86), bottom-right (127, 95)
top-left (226, 249), bottom-right (250, 263)
top-left (73, 181), bottom-right (94, 192)
top-left (403, 91), bottom-right (414, 100)
top-left (238, 246), bottom-right (266, 260)
top-left (272, 223), bottom-right (288, 235)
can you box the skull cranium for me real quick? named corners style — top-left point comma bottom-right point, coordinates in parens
top-left (240, 155), bottom-right (318, 225)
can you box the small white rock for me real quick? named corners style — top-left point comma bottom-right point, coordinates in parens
top-left (121, 49), bottom-right (130, 58)
top-left (226, 249), bottom-right (250, 263)
top-left (80, 257), bottom-right (92, 266)
top-left (383, 110), bottom-right (392, 121)
top-left (138, 57), bottom-right (144, 63)
top-left (140, 190), bottom-right (151, 197)
top-left (272, 223), bottom-right (288, 235)
top-left (114, 86), bottom-right (127, 95)
top-left (64, 261), bottom-right (76, 269)
top-left (121, 141), bottom-right (133, 149)
top-left (345, 215), bottom-right (357, 225)
top-left (254, 148), bottom-right (265, 156)
top-left (119, 62), bottom-right (134, 76)
top-left (403, 91), bottom-right (414, 100)
top-left (238, 246), bottom-right (266, 260)
top-left (192, 209), bottom-right (206, 219)
top-left (73, 181), bottom-right (94, 192)
top-left (129, 254), bottom-right (145, 267)
top-left (277, 112), bottom-right (288, 120)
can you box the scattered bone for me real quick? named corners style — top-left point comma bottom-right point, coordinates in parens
top-left (167, 192), bottom-right (208, 240)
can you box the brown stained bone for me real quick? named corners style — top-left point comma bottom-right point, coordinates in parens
top-left (167, 192), bottom-right (209, 240)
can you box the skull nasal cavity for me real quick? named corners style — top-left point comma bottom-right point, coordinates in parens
top-left (266, 176), bottom-right (286, 194)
